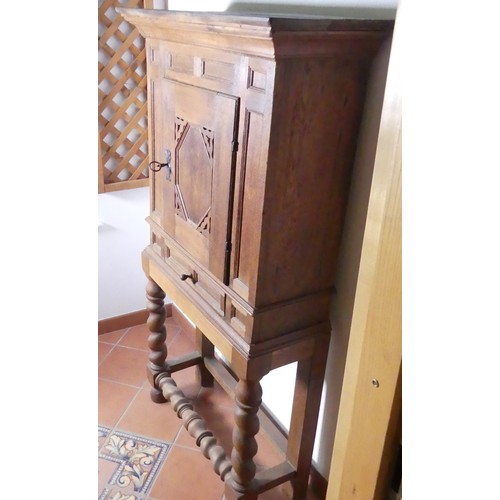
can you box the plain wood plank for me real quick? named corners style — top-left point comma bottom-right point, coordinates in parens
top-left (102, 178), bottom-right (149, 192)
top-left (98, 131), bottom-right (105, 194)
top-left (166, 352), bottom-right (202, 373)
top-left (255, 461), bottom-right (296, 492)
top-left (285, 334), bottom-right (330, 498)
top-left (326, 7), bottom-right (402, 500)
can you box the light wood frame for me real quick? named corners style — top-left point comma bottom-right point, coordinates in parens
top-left (98, 0), bottom-right (155, 193)
top-left (326, 6), bottom-right (402, 500)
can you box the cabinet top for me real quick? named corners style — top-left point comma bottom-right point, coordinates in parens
top-left (117, 8), bottom-right (393, 58)
top-left (116, 8), bottom-right (393, 33)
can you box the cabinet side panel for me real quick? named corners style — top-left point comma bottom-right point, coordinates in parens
top-left (229, 56), bottom-right (276, 306)
top-left (256, 57), bottom-right (371, 306)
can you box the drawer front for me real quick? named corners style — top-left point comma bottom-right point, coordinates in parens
top-left (152, 78), bottom-right (240, 285)
top-left (163, 243), bottom-right (226, 317)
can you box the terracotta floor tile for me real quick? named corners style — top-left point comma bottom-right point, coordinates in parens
top-left (98, 328), bottom-right (128, 345)
top-left (98, 342), bottom-right (114, 365)
top-left (149, 445), bottom-right (225, 500)
top-left (98, 379), bottom-right (139, 428)
top-left (98, 322), bottom-right (322, 500)
top-left (119, 323), bottom-right (179, 350)
top-left (167, 328), bottom-right (196, 358)
top-left (254, 429), bottom-right (286, 472)
top-left (170, 365), bottom-right (201, 401)
top-left (258, 482), bottom-right (322, 499)
top-left (172, 394), bottom-right (229, 451)
top-left (196, 379), bottom-right (234, 410)
top-left (117, 386), bottom-right (183, 443)
top-left (118, 323), bottom-right (152, 351)
top-left (165, 324), bottom-right (182, 343)
top-left (166, 315), bottom-right (180, 326)
top-left (118, 322), bottom-right (181, 352)
top-left (98, 345), bottom-right (150, 387)
top-left (98, 457), bottom-right (119, 495)
top-left (174, 407), bottom-right (285, 472)
top-left (171, 308), bottom-right (196, 336)
top-left (191, 400), bottom-right (234, 454)
top-left (258, 484), bottom-right (291, 499)
top-left (173, 426), bottom-right (200, 451)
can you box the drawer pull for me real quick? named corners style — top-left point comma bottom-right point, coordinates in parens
top-left (180, 272), bottom-right (197, 284)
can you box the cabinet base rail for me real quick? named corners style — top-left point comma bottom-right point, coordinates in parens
top-left (154, 357), bottom-right (297, 495)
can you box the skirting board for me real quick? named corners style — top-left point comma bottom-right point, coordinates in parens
top-left (98, 303), bottom-right (173, 335)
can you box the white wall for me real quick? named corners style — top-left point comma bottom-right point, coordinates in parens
top-left (98, 187), bottom-right (152, 319)
top-left (169, 0), bottom-right (395, 18)
top-left (99, 0), bottom-right (396, 479)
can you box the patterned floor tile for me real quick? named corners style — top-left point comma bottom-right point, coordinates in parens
top-left (98, 427), bottom-right (170, 500)
top-left (99, 427), bottom-right (110, 451)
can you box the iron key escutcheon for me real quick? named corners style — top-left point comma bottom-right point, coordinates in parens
top-left (148, 149), bottom-right (172, 180)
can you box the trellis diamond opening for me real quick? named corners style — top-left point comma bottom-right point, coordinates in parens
top-left (98, 0), bottom-right (152, 193)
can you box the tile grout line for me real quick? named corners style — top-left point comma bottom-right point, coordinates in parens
top-left (100, 326), bottom-right (131, 345)
top-left (145, 360), bottom-right (205, 496)
top-left (165, 326), bottom-right (182, 348)
top-left (98, 376), bottom-right (147, 390)
top-left (100, 386), bottom-right (166, 499)
top-left (99, 323), bottom-right (185, 429)
top-left (98, 326), bottom-right (145, 440)
top-left (98, 324), bottom-right (306, 499)
top-left (99, 322), bottom-right (184, 500)
top-left (103, 343), bottom-right (152, 353)
top-left (104, 382), bottom-right (143, 439)
top-left (100, 321), bottom-right (225, 500)
top-left (98, 322), bottom-right (182, 365)
top-left (99, 424), bottom-right (173, 500)
top-left (98, 327), bottom-right (131, 367)
top-left (133, 388), bottom-right (184, 498)
top-left (103, 323), bottom-right (184, 436)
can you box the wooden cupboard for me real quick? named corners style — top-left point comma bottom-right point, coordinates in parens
top-left (117, 8), bottom-right (392, 498)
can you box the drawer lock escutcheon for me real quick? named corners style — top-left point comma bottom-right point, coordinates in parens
top-left (148, 149), bottom-right (172, 180)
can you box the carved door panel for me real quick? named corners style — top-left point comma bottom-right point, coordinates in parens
top-left (160, 80), bottom-right (239, 283)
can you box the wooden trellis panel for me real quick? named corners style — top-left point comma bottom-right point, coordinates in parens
top-left (98, 0), bottom-right (154, 192)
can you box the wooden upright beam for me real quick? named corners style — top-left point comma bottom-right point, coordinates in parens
top-left (326, 6), bottom-right (402, 500)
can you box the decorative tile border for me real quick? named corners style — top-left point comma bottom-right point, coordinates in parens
top-left (98, 427), bottom-right (170, 499)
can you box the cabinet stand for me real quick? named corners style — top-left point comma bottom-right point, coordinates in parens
top-left (145, 271), bottom-right (329, 499)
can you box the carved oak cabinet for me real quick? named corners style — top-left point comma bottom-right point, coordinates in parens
top-left (117, 8), bottom-right (392, 499)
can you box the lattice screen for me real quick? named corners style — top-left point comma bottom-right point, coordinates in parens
top-left (98, 0), bottom-right (154, 192)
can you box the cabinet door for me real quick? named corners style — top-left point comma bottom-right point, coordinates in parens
top-left (159, 80), bottom-right (239, 283)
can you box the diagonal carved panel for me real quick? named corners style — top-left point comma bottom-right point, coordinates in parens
top-left (175, 120), bottom-right (214, 234)
top-left (175, 116), bottom-right (188, 141)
